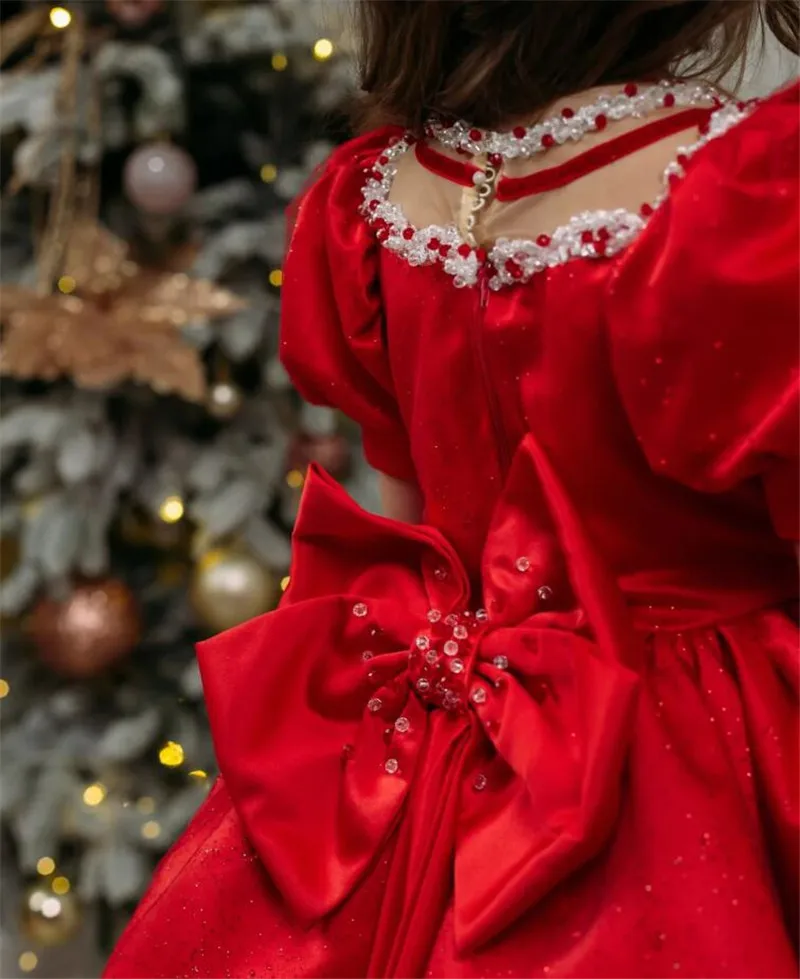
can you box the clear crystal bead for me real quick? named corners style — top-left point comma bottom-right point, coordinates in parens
top-left (475, 608), bottom-right (489, 622)
top-left (416, 678), bottom-right (430, 693)
top-left (449, 658), bottom-right (464, 674)
top-left (384, 758), bottom-right (399, 775)
top-left (537, 585), bottom-right (553, 602)
top-left (453, 624), bottom-right (468, 640)
top-left (444, 640), bottom-right (459, 657)
top-left (361, 650), bottom-right (374, 662)
top-left (427, 609), bottom-right (442, 623)
top-left (415, 635), bottom-right (430, 651)
top-left (473, 773), bottom-right (488, 791)
top-left (444, 613), bottom-right (458, 627)
top-left (367, 697), bottom-right (383, 712)
top-left (353, 602), bottom-right (369, 617)
top-left (515, 556), bottom-right (531, 573)
top-left (434, 567), bottom-right (448, 581)
top-left (471, 686), bottom-right (487, 704)
top-left (425, 650), bottom-right (438, 665)
top-left (493, 655), bottom-right (509, 670)
top-left (394, 716), bottom-right (410, 734)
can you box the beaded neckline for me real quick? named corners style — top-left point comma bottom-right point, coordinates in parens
top-left (361, 99), bottom-right (752, 291)
top-left (424, 81), bottom-right (722, 161)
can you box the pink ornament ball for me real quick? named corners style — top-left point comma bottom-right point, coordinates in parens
top-left (123, 142), bottom-right (198, 216)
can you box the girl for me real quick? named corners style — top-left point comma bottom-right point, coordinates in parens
top-left (105, 3), bottom-right (799, 976)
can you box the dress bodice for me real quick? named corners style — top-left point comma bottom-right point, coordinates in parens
top-left (281, 82), bottom-right (799, 619)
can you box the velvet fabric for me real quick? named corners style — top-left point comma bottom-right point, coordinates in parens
top-left (105, 84), bottom-right (799, 979)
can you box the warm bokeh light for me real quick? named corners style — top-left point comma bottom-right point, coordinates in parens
top-left (189, 769), bottom-right (208, 779)
top-left (36, 857), bottom-right (56, 876)
top-left (141, 820), bottom-right (161, 839)
top-left (49, 7), bottom-right (72, 29)
top-left (313, 38), bottom-right (334, 61)
top-left (52, 876), bottom-right (71, 895)
top-left (271, 52), bottom-right (288, 71)
top-left (57, 275), bottom-right (77, 294)
top-left (260, 164), bottom-right (278, 183)
top-left (0, 679), bottom-right (9, 699)
top-left (280, 575), bottom-right (290, 591)
top-left (83, 784), bottom-right (106, 806)
top-left (268, 269), bottom-right (283, 288)
top-left (136, 796), bottom-right (156, 814)
top-left (158, 495), bottom-right (185, 524)
top-left (285, 469), bottom-right (304, 489)
top-left (159, 740), bottom-right (185, 767)
top-left (19, 952), bottom-right (38, 973)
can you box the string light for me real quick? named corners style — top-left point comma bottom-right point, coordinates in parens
top-left (52, 876), bottom-right (71, 895)
top-left (268, 269), bottom-right (283, 288)
top-left (57, 275), bottom-right (76, 294)
top-left (49, 7), bottom-right (71, 29)
top-left (83, 784), bottom-right (106, 807)
top-left (158, 495), bottom-right (185, 524)
top-left (36, 857), bottom-right (55, 877)
top-left (260, 164), bottom-right (278, 183)
top-left (271, 52), bottom-right (288, 71)
top-left (280, 575), bottom-right (290, 591)
top-left (0, 679), bottom-right (9, 698)
top-left (141, 820), bottom-right (161, 839)
top-left (313, 38), bottom-right (334, 61)
top-left (19, 952), bottom-right (38, 973)
top-left (189, 769), bottom-right (207, 779)
top-left (286, 469), bottom-right (304, 489)
top-left (136, 796), bottom-right (156, 814)
top-left (159, 740), bottom-right (185, 767)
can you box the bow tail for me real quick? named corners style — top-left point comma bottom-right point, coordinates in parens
top-left (368, 712), bottom-right (475, 978)
top-left (197, 599), bottom-right (413, 923)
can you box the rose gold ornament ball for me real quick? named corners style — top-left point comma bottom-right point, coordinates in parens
top-left (123, 142), bottom-right (197, 216)
top-left (29, 579), bottom-right (141, 679)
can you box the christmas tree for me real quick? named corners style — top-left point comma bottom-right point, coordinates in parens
top-left (0, 2), bottom-right (371, 975)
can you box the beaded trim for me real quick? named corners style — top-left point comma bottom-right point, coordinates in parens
top-left (424, 81), bottom-right (721, 160)
top-left (361, 100), bottom-right (752, 291)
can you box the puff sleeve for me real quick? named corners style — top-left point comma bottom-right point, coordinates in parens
top-left (609, 84), bottom-right (799, 540)
top-left (280, 128), bottom-right (416, 484)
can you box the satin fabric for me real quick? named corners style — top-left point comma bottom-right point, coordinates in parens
top-left (105, 84), bottom-right (799, 979)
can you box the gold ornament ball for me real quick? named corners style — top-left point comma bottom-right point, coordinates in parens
top-left (30, 579), bottom-right (141, 679)
top-left (207, 381), bottom-right (244, 419)
top-left (21, 885), bottom-right (82, 947)
top-left (191, 549), bottom-right (276, 632)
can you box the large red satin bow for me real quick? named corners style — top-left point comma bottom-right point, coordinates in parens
top-left (198, 435), bottom-right (640, 956)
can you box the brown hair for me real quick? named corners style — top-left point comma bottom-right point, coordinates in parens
top-left (354, 0), bottom-right (798, 131)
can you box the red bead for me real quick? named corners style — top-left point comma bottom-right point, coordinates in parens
top-left (597, 227), bottom-right (611, 242)
top-left (469, 128), bottom-right (482, 142)
top-left (457, 147), bottom-right (470, 156)
top-left (536, 234), bottom-right (551, 247)
top-left (476, 248), bottom-right (488, 263)
top-left (371, 169), bottom-right (382, 180)
top-left (402, 227), bottom-right (414, 240)
top-left (624, 83), bottom-right (638, 97)
top-left (676, 153), bottom-right (688, 167)
top-left (377, 228), bottom-right (389, 242)
top-left (457, 243), bottom-right (472, 257)
top-left (368, 200), bottom-right (378, 211)
top-left (581, 230), bottom-right (594, 244)
top-left (561, 107), bottom-right (574, 120)
top-left (438, 244), bottom-right (450, 257)
top-left (427, 237), bottom-right (441, 251)
top-left (512, 126), bottom-right (526, 139)
top-left (378, 155), bottom-right (389, 165)
top-left (595, 239), bottom-right (607, 256)
top-left (663, 93), bottom-right (676, 108)
top-left (640, 203), bottom-right (654, 217)
top-left (487, 153), bottom-right (502, 167)
top-left (668, 172), bottom-right (681, 187)
top-left (541, 133), bottom-right (555, 149)
top-left (505, 259), bottom-right (523, 279)
top-left (595, 113), bottom-right (607, 130)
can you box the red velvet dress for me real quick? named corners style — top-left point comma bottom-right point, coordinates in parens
top-left (105, 83), bottom-right (799, 979)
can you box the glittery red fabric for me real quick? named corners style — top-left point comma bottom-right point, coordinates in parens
top-left (105, 84), bottom-right (799, 979)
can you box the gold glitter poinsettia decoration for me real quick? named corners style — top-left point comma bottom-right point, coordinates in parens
top-left (0, 221), bottom-right (244, 401)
